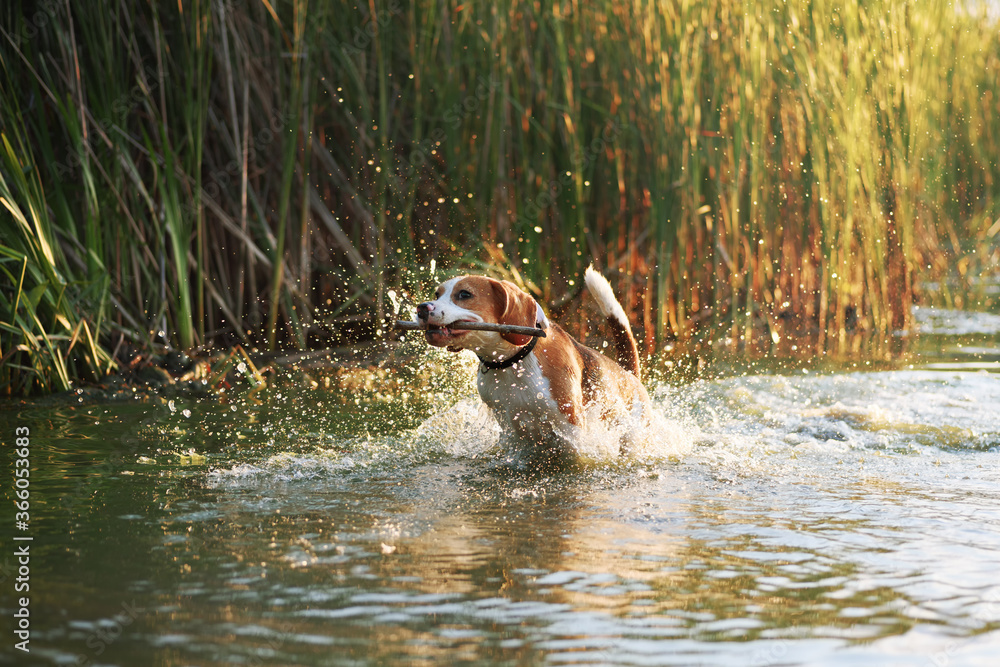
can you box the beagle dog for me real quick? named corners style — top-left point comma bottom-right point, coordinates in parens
top-left (417, 267), bottom-right (653, 463)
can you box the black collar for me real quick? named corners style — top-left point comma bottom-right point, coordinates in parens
top-left (478, 332), bottom-right (540, 371)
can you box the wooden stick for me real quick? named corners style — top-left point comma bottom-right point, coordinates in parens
top-left (394, 320), bottom-right (546, 338)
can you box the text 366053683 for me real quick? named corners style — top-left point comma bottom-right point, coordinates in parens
top-left (13, 425), bottom-right (32, 653)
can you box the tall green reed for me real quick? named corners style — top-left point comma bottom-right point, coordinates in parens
top-left (1, 0), bottom-right (998, 394)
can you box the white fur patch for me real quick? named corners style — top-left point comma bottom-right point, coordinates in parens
top-left (535, 301), bottom-right (550, 330)
top-left (476, 356), bottom-right (580, 461)
top-left (584, 266), bottom-right (629, 329)
top-left (423, 277), bottom-right (484, 327)
top-left (476, 355), bottom-right (560, 429)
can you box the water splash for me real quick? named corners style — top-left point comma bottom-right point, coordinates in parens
top-left (404, 386), bottom-right (696, 467)
top-left (411, 398), bottom-right (500, 457)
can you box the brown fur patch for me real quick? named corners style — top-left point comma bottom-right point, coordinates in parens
top-left (605, 315), bottom-right (641, 378)
top-left (535, 326), bottom-right (585, 425)
top-left (491, 279), bottom-right (539, 345)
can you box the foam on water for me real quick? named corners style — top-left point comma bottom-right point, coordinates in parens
top-left (207, 451), bottom-right (363, 487)
top-left (671, 369), bottom-right (1000, 477)
top-left (913, 305), bottom-right (1000, 336)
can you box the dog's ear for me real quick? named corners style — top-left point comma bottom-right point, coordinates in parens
top-left (492, 279), bottom-right (539, 346)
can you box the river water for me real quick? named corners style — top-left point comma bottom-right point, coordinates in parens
top-left (2, 306), bottom-right (999, 666)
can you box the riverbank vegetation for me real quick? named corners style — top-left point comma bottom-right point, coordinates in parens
top-left (1, 0), bottom-right (998, 395)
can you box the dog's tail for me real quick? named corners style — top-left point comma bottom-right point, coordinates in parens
top-left (584, 266), bottom-right (641, 377)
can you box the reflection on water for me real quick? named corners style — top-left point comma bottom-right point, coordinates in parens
top-left (2, 308), bottom-right (1000, 666)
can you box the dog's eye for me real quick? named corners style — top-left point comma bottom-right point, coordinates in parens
top-left (456, 289), bottom-right (473, 300)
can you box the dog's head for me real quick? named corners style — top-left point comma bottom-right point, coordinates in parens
top-left (416, 276), bottom-right (549, 353)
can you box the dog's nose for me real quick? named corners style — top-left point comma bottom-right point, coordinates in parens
top-left (416, 302), bottom-right (433, 321)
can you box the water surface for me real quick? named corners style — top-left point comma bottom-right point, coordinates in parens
top-left (2, 308), bottom-right (999, 666)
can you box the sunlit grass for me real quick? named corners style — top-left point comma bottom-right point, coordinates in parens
top-left (1, 0), bottom-right (998, 394)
